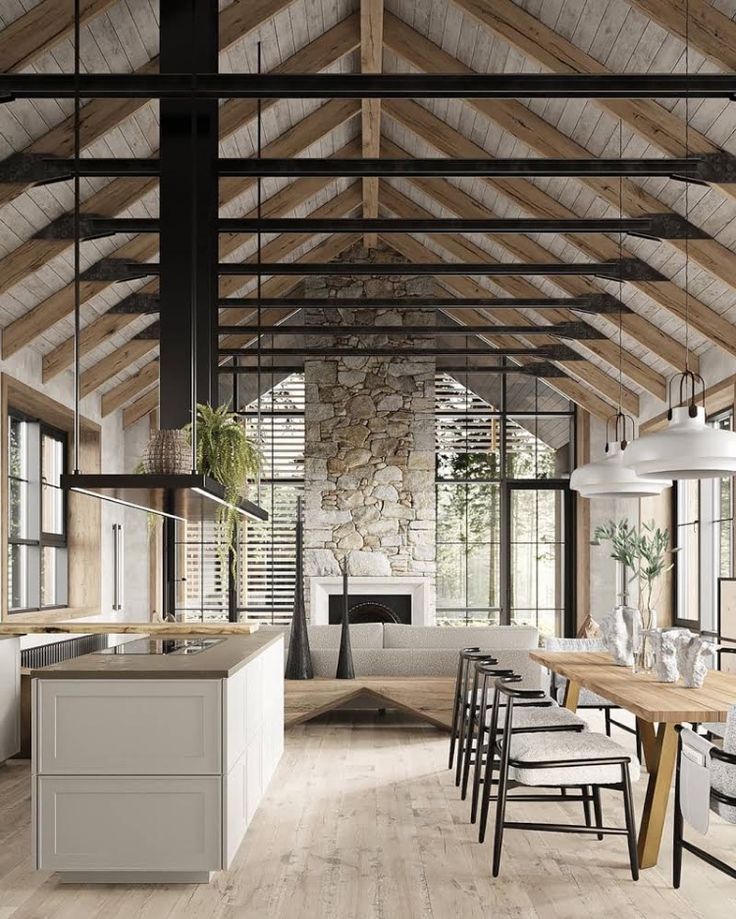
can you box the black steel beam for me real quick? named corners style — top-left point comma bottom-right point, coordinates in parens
top-left (84, 258), bottom-right (664, 282)
top-left (216, 321), bottom-right (605, 340)
top-left (109, 292), bottom-right (160, 314)
top-left (218, 345), bottom-right (585, 360)
top-left (2, 72), bottom-right (736, 98)
top-left (216, 294), bottom-right (630, 314)
top-left (217, 259), bottom-right (666, 281)
top-left (219, 361), bottom-right (566, 377)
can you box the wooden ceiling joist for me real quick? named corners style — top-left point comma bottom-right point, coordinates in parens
top-left (0, 15), bottom-right (360, 299)
top-left (384, 98), bottom-right (736, 359)
top-left (3, 98), bottom-right (360, 359)
top-left (384, 14), bottom-right (736, 298)
top-left (360, 0), bottom-right (384, 248)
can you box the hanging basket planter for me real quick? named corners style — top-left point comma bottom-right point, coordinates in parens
top-left (141, 429), bottom-right (192, 475)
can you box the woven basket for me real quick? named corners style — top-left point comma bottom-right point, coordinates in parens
top-left (141, 429), bottom-right (191, 475)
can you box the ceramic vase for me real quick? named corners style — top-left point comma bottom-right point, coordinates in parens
top-left (141, 429), bottom-right (191, 475)
top-left (677, 633), bottom-right (718, 688)
top-left (601, 605), bottom-right (642, 666)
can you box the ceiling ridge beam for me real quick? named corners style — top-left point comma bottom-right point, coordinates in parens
top-left (360, 0), bottom-right (384, 246)
top-left (2, 104), bottom-right (359, 359)
top-left (0, 15), bottom-right (360, 296)
top-left (383, 98), bottom-right (736, 358)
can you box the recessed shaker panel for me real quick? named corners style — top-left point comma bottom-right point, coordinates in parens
top-left (37, 680), bottom-right (221, 775)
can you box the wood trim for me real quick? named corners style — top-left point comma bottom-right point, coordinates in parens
top-left (627, 0), bottom-right (736, 71)
top-left (0, 374), bottom-right (101, 622)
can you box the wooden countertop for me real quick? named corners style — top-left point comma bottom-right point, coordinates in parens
top-left (0, 621), bottom-right (260, 637)
top-left (531, 649), bottom-right (736, 723)
top-left (29, 632), bottom-right (282, 680)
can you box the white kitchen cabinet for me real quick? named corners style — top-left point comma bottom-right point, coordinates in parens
top-left (0, 638), bottom-right (20, 763)
top-left (32, 635), bottom-right (284, 883)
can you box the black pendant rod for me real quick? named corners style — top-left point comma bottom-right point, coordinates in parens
top-left (72, 0), bottom-right (81, 474)
top-left (216, 322), bottom-right (603, 339)
top-left (4, 72), bottom-right (736, 98)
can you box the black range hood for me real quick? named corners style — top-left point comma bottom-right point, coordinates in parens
top-left (62, 473), bottom-right (268, 522)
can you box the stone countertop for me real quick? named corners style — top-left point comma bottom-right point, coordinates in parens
top-left (0, 621), bottom-right (260, 636)
top-left (30, 633), bottom-right (282, 680)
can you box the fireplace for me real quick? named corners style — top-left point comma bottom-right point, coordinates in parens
top-left (328, 593), bottom-right (412, 625)
top-left (309, 576), bottom-right (433, 625)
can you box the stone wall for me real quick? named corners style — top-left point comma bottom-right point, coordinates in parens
top-left (303, 245), bottom-right (436, 614)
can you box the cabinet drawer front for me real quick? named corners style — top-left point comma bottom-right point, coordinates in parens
top-left (37, 680), bottom-right (221, 775)
top-left (37, 776), bottom-right (221, 871)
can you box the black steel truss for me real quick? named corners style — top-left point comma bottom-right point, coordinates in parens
top-left (217, 344), bottom-right (585, 360)
top-left (80, 257), bottom-right (665, 282)
top-left (215, 294), bottom-right (630, 313)
top-left (219, 361), bottom-right (566, 377)
top-left (9, 153), bottom-right (736, 186)
top-left (39, 213), bottom-right (708, 241)
top-left (2, 72), bottom-right (736, 99)
top-left (216, 321), bottom-right (605, 340)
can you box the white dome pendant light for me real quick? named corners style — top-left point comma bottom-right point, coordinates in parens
top-left (571, 411), bottom-right (671, 498)
top-left (624, 7), bottom-right (736, 481)
top-left (570, 119), bottom-right (670, 499)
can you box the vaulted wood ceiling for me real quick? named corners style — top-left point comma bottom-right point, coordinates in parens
top-left (1, 0), bottom-right (736, 425)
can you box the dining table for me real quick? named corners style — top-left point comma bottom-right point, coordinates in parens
top-left (530, 649), bottom-right (736, 869)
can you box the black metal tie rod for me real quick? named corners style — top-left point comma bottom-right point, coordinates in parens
top-left (218, 345), bottom-right (585, 360)
top-left (3, 72), bottom-right (736, 98)
top-left (218, 361), bottom-right (566, 377)
top-left (216, 321), bottom-right (605, 340)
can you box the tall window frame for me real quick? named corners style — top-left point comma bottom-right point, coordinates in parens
top-left (7, 409), bottom-right (69, 614)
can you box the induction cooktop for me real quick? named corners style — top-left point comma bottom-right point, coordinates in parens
top-left (100, 637), bottom-right (223, 656)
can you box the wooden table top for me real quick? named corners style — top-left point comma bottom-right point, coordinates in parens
top-left (0, 621), bottom-right (260, 636)
top-left (531, 650), bottom-right (736, 723)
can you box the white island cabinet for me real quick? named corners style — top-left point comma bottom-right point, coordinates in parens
top-left (31, 633), bottom-right (283, 884)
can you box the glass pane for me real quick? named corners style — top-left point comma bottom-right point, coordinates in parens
top-left (41, 546), bottom-right (68, 607)
top-left (467, 543), bottom-right (501, 609)
top-left (436, 483), bottom-right (466, 542)
top-left (506, 417), bottom-right (558, 479)
top-left (8, 543), bottom-right (39, 611)
top-left (9, 415), bottom-right (26, 479)
top-left (467, 483), bottom-right (500, 544)
top-left (437, 543), bottom-right (466, 609)
top-left (42, 484), bottom-right (64, 536)
top-left (504, 374), bottom-right (572, 413)
top-left (9, 476), bottom-right (27, 539)
top-left (42, 433), bottom-right (64, 486)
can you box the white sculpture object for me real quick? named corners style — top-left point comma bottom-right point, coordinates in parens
top-left (600, 606), bottom-right (642, 666)
top-left (677, 634), bottom-right (719, 689)
top-left (650, 628), bottom-right (686, 683)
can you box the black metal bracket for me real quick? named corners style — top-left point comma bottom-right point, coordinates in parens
top-left (109, 292), bottom-right (160, 314)
top-left (79, 259), bottom-right (156, 282)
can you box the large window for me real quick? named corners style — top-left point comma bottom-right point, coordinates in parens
top-left (435, 373), bottom-right (575, 637)
top-left (8, 411), bottom-right (68, 612)
top-left (675, 409), bottom-right (734, 630)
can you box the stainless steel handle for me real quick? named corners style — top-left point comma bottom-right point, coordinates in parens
top-left (112, 523), bottom-right (124, 611)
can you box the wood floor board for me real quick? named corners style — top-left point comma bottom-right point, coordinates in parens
top-left (1, 711), bottom-right (735, 918)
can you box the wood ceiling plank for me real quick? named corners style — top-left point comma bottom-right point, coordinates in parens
top-left (2, 102), bottom-right (358, 359)
top-left (0, 0), bottom-right (116, 73)
top-left (80, 339), bottom-right (155, 397)
top-left (122, 388), bottom-right (160, 429)
top-left (381, 232), bottom-right (625, 419)
top-left (102, 361), bottom-right (159, 417)
top-left (384, 98), bottom-right (736, 360)
top-left (380, 181), bottom-right (664, 402)
top-left (0, 17), bottom-right (359, 296)
top-left (360, 0), bottom-right (384, 247)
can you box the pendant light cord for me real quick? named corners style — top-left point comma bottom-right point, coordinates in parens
top-left (72, 0), bottom-right (81, 473)
top-left (684, 0), bottom-right (691, 375)
top-left (618, 116), bottom-right (624, 430)
top-left (189, 0), bottom-right (198, 472)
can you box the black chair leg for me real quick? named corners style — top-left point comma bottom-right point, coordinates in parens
top-left (635, 721), bottom-right (643, 764)
top-left (448, 656), bottom-right (465, 769)
top-left (491, 750), bottom-right (510, 877)
top-left (673, 744), bottom-right (683, 889)
top-left (470, 725), bottom-right (486, 823)
top-left (461, 677), bottom-right (480, 800)
top-left (592, 785), bottom-right (604, 841)
top-left (582, 786), bottom-right (592, 829)
top-left (621, 765), bottom-right (640, 882)
top-left (478, 735), bottom-right (496, 844)
top-left (604, 707), bottom-right (612, 737)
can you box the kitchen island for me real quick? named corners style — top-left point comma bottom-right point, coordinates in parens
top-left (31, 632), bottom-right (284, 884)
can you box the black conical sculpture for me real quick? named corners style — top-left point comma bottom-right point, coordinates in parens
top-left (284, 497), bottom-right (313, 680)
top-left (335, 556), bottom-right (355, 679)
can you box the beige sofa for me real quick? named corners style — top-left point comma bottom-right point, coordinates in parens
top-left (264, 623), bottom-right (543, 688)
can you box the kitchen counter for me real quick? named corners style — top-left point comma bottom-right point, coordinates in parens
top-left (30, 632), bottom-right (280, 680)
top-left (31, 632), bottom-right (284, 884)
top-left (0, 620), bottom-right (260, 636)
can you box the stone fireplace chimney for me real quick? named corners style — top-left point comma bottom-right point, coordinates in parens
top-left (302, 245), bottom-right (436, 621)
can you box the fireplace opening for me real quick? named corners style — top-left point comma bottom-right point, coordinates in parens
top-left (328, 593), bottom-right (412, 625)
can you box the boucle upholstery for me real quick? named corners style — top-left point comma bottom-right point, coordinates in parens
top-left (710, 705), bottom-right (736, 823)
top-left (384, 624), bottom-right (539, 650)
top-left (507, 730), bottom-right (641, 785)
top-left (544, 636), bottom-right (614, 707)
top-left (487, 705), bottom-right (587, 731)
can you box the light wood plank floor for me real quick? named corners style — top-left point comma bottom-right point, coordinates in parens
top-left (1, 711), bottom-right (735, 918)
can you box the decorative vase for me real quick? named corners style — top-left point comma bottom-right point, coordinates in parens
top-left (285, 498), bottom-right (313, 680)
top-left (601, 604), bottom-right (642, 666)
top-left (141, 429), bottom-right (191, 475)
top-left (633, 609), bottom-right (657, 673)
top-left (677, 633), bottom-right (718, 688)
top-left (650, 628), bottom-right (685, 683)
top-left (335, 557), bottom-right (355, 680)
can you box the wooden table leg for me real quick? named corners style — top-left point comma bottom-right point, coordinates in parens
top-left (562, 679), bottom-right (580, 712)
top-left (637, 718), bottom-right (657, 773)
top-left (637, 722), bottom-right (678, 869)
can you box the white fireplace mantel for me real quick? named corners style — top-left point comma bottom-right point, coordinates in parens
top-left (309, 576), bottom-right (433, 626)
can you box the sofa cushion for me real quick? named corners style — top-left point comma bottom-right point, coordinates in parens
top-left (306, 623), bottom-right (384, 650)
top-left (382, 623), bottom-right (539, 651)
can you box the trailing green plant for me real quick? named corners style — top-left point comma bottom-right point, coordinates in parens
top-left (186, 403), bottom-right (262, 569)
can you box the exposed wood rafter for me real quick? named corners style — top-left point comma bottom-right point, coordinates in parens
top-left (360, 0), bottom-right (384, 248)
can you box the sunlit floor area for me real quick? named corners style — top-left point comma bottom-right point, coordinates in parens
top-left (1, 710), bottom-right (734, 919)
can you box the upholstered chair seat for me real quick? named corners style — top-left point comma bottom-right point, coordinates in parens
top-left (508, 730), bottom-right (641, 786)
top-left (489, 704), bottom-right (588, 732)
